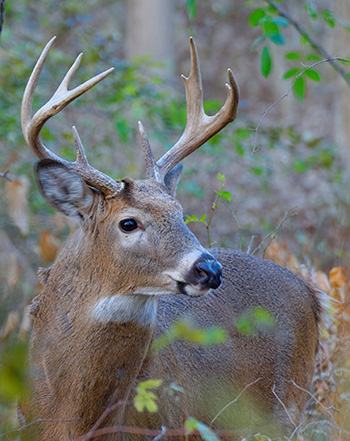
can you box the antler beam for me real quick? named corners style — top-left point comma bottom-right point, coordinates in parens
top-left (21, 37), bottom-right (121, 198)
top-left (155, 37), bottom-right (239, 180)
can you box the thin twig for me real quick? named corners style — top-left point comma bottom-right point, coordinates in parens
top-left (252, 57), bottom-right (348, 153)
top-left (210, 377), bottom-right (262, 424)
top-left (250, 206), bottom-right (297, 256)
top-left (152, 425), bottom-right (167, 441)
top-left (222, 199), bottom-right (243, 251)
top-left (0, 418), bottom-right (80, 439)
top-left (272, 383), bottom-right (296, 428)
top-left (289, 379), bottom-right (338, 426)
top-left (74, 400), bottom-right (127, 441)
top-left (246, 235), bottom-right (257, 255)
top-left (74, 425), bottom-right (237, 440)
top-left (264, 0), bottom-right (350, 87)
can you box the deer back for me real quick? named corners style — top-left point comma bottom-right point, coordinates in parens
top-left (124, 248), bottom-right (321, 438)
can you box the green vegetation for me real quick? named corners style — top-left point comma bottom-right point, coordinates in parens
top-left (1, 0), bottom-right (350, 439)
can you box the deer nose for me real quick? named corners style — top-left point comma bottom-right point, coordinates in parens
top-left (192, 255), bottom-right (222, 290)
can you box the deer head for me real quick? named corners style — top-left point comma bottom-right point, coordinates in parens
top-left (21, 37), bottom-right (239, 303)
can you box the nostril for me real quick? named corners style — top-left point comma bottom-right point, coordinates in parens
top-left (194, 259), bottom-right (222, 289)
top-left (195, 263), bottom-right (210, 281)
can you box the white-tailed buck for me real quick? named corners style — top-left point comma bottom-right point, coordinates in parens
top-left (20, 37), bottom-right (322, 440)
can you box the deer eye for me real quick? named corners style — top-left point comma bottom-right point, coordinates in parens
top-left (119, 218), bottom-right (139, 233)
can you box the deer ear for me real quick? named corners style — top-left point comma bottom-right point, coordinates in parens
top-left (164, 163), bottom-right (183, 197)
top-left (36, 159), bottom-right (95, 221)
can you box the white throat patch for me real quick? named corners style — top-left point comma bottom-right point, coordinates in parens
top-left (91, 294), bottom-right (157, 327)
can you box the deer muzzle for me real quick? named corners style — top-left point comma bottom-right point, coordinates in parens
top-left (177, 253), bottom-right (222, 296)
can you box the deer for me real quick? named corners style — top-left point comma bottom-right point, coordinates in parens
top-left (19, 37), bottom-right (322, 441)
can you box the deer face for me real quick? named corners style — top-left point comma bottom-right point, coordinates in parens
top-left (36, 160), bottom-right (222, 302)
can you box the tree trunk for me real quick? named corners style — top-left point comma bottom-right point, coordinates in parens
top-left (126, 0), bottom-right (174, 69)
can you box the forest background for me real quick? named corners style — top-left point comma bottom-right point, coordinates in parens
top-left (0, 0), bottom-right (350, 439)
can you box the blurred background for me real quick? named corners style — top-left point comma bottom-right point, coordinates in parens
top-left (0, 0), bottom-right (349, 437)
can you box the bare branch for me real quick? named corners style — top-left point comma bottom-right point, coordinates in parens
top-left (264, 0), bottom-right (350, 88)
top-left (210, 377), bottom-right (262, 424)
top-left (272, 383), bottom-right (296, 428)
top-left (0, 418), bottom-right (80, 439)
top-left (250, 206), bottom-right (297, 256)
top-left (252, 57), bottom-right (348, 153)
top-left (289, 379), bottom-right (338, 426)
top-left (152, 426), bottom-right (167, 441)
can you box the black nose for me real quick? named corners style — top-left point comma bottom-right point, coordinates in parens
top-left (192, 255), bottom-right (222, 290)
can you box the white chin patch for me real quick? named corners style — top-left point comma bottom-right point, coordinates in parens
top-left (91, 294), bottom-right (157, 327)
top-left (180, 284), bottom-right (209, 297)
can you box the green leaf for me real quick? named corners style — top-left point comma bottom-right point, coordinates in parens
top-left (306, 53), bottom-right (322, 62)
top-left (293, 76), bottom-right (306, 102)
top-left (138, 379), bottom-right (162, 390)
top-left (235, 128), bottom-right (251, 139)
top-left (186, 0), bottom-right (197, 21)
top-left (305, 2), bottom-right (318, 19)
top-left (134, 379), bottom-right (162, 413)
top-left (293, 160), bottom-right (309, 174)
top-left (216, 190), bottom-right (232, 201)
top-left (185, 214), bottom-right (207, 225)
top-left (300, 35), bottom-right (309, 45)
top-left (196, 422), bottom-right (221, 441)
top-left (260, 46), bottom-right (272, 78)
top-left (235, 307), bottom-right (276, 336)
top-left (249, 8), bottom-right (266, 27)
top-left (304, 69), bottom-right (321, 82)
top-left (262, 21), bottom-right (280, 37)
top-left (250, 166), bottom-right (264, 176)
top-left (268, 33), bottom-right (285, 45)
top-left (322, 10), bottom-right (335, 27)
top-left (0, 341), bottom-right (29, 400)
top-left (283, 68), bottom-right (300, 79)
top-left (185, 417), bottom-right (199, 434)
top-left (271, 17), bottom-right (288, 27)
top-left (285, 52), bottom-right (301, 60)
top-left (217, 173), bottom-right (226, 185)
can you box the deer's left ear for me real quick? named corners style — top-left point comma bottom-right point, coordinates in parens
top-left (36, 159), bottom-right (95, 222)
top-left (164, 163), bottom-right (183, 197)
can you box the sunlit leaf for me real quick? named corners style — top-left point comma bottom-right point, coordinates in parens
top-left (185, 417), bottom-right (198, 434)
top-left (134, 379), bottom-right (162, 413)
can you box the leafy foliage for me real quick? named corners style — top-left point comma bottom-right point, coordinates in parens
top-left (134, 379), bottom-right (162, 413)
top-left (152, 317), bottom-right (227, 352)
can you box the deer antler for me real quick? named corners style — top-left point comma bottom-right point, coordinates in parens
top-left (21, 37), bottom-right (121, 198)
top-left (154, 37), bottom-right (239, 181)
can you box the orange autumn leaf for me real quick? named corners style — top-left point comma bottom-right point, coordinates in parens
top-left (329, 267), bottom-right (346, 288)
top-left (38, 231), bottom-right (61, 263)
top-left (314, 270), bottom-right (331, 293)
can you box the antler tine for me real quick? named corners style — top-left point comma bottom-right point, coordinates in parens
top-left (138, 121), bottom-right (162, 182)
top-left (21, 38), bottom-right (121, 197)
top-left (156, 37), bottom-right (239, 180)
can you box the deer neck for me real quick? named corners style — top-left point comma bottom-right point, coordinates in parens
top-left (30, 232), bottom-right (158, 435)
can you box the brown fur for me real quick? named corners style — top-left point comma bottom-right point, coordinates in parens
top-left (21, 175), bottom-right (321, 440)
